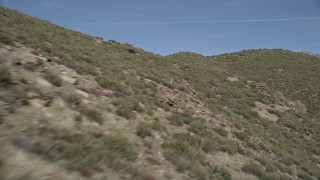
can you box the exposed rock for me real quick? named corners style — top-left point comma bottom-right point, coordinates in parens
top-left (293, 100), bottom-right (307, 113)
top-left (75, 89), bottom-right (89, 98)
top-left (254, 102), bottom-right (279, 122)
top-left (36, 77), bottom-right (53, 87)
top-left (256, 83), bottom-right (290, 107)
top-left (36, 56), bottom-right (48, 62)
top-left (26, 92), bottom-right (38, 99)
top-left (60, 72), bottom-right (78, 85)
top-left (227, 77), bottom-right (239, 82)
top-left (93, 37), bottom-right (103, 44)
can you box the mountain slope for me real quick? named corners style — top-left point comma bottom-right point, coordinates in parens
top-left (211, 49), bottom-right (320, 118)
top-left (1, 7), bottom-right (319, 180)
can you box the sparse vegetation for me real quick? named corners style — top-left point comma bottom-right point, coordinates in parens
top-left (14, 126), bottom-right (139, 177)
top-left (1, 6), bottom-right (320, 180)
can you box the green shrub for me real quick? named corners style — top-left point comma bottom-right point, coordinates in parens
top-left (96, 76), bottom-right (124, 92)
top-left (213, 166), bottom-right (232, 180)
top-left (63, 93), bottom-right (81, 107)
top-left (169, 114), bottom-right (185, 126)
top-left (172, 133), bottom-right (202, 148)
top-left (241, 161), bottom-right (267, 178)
top-left (44, 70), bottom-right (62, 87)
top-left (74, 115), bottom-right (83, 122)
top-left (136, 122), bottom-right (152, 138)
top-left (297, 171), bottom-right (313, 180)
top-left (115, 105), bottom-right (135, 119)
top-left (189, 119), bottom-right (211, 137)
top-left (113, 98), bottom-right (143, 119)
top-left (21, 129), bottom-right (138, 175)
top-left (81, 107), bottom-right (103, 124)
top-left (0, 67), bottom-right (12, 87)
top-left (266, 173), bottom-right (290, 180)
top-left (233, 131), bottom-right (249, 141)
top-left (163, 138), bottom-right (202, 161)
top-left (162, 133), bottom-right (205, 178)
top-left (0, 33), bottom-right (14, 45)
top-left (202, 136), bottom-right (240, 155)
top-left (214, 127), bottom-right (228, 137)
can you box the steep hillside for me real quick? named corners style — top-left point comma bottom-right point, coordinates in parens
top-left (210, 49), bottom-right (320, 118)
top-left (0, 7), bottom-right (319, 180)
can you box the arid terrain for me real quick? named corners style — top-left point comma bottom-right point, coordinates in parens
top-left (0, 7), bottom-right (319, 180)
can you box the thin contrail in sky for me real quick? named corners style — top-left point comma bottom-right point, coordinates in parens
top-left (67, 17), bottom-right (320, 26)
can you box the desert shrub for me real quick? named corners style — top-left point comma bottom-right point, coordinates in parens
top-left (0, 33), bottom-right (14, 45)
top-left (0, 67), bottom-right (12, 87)
top-left (115, 105), bottom-right (135, 119)
top-left (188, 119), bottom-right (211, 137)
top-left (74, 114), bottom-right (83, 122)
top-left (81, 107), bottom-right (103, 124)
top-left (24, 129), bottom-right (138, 175)
top-left (150, 118), bottom-right (164, 132)
top-left (113, 98), bottom-right (143, 119)
top-left (143, 141), bottom-right (153, 149)
top-left (246, 141), bottom-right (259, 151)
top-left (241, 161), bottom-right (267, 178)
top-left (173, 133), bottom-right (202, 148)
top-left (63, 93), bottom-right (81, 107)
top-left (96, 76), bottom-right (124, 92)
top-left (44, 70), bottom-right (62, 87)
top-left (232, 121), bottom-right (243, 130)
top-left (266, 173), bottom-right (290, 180)
top-left (266, 108), bottom-right (282, 117)
top-left (214, 126), bottom-right (228, 137)
top-left (161, 132), bottom-right (212, 178)
top-left (163, 138), bottom-right (202, 161)
top-left (213, 166), bottom-right (232, 180)
top-left (297, 171), bottom-right (313, 180)
top-left (169, 113), bottom-right (195, 126)
top-left (58, 133), bottom-right (137, 163)
top-left (254, 157), bottom-right (278, 173)
top-left (136, 122), bottom-right (152, 138)
top-left (233, 131), bottom-right (249, 141)
top-left (202, 136), bottom-right (240, 155)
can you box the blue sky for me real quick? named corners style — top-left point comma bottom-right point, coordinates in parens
top-left (2, 0), bottom-right (320, 55)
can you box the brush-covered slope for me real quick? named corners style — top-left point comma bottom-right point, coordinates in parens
top-left (211, 49), bottom-right (320, 118)
top-left (0, 6), bottom-right (319, 180)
